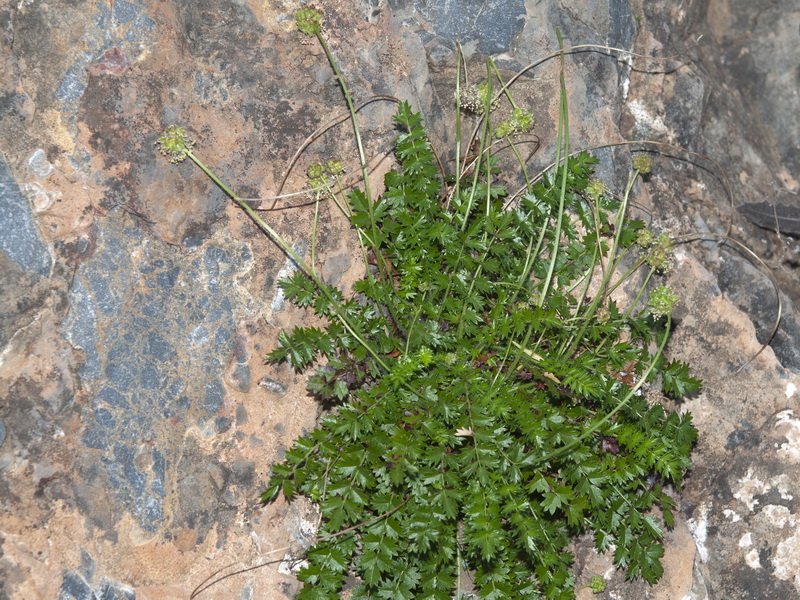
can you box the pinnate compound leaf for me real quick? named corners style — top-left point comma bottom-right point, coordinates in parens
top-left (662, 360), bottom-right (702, 398)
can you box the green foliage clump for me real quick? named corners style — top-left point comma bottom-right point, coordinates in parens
top-left (157, 7), bottom-right (701, 598)
top-left (262, 99), bottom-right (699, 599)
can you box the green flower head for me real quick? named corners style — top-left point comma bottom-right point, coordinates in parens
top-left (590, 576), bottom-right (607, 593)
top-left (648, 284), bottom-right (679, 318)
top-left (324, 160), bottom-right (345, 177)
top-left (156, 125), bottom-right (195, 164)
top-left (585, 178), bottom-right (610, 202)
top-left (495, 107), bottom-right (536, 138)
top-left (645, 232), bottom-right (674, 273)
top-left (296, 6), bottom-right (324, 36)
top-left (458, 81), bottom-right (497, 115)
top-left (632, 154), bottom-right (653, 174)
top-left (307, 162), bottom-right (327, 181)
top-left (636, 228), bottom-right (654, 249)
top-left (307, 160), bottom-right (346, 199)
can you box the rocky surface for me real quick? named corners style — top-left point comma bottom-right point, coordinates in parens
top-left (1, 1), bottom-right (799, 599)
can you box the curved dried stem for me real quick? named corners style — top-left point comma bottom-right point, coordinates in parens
top-left (673, 231), bottom-right (782, 373)
top-left (461, 44), bottom-right (685, 168)
top-left (189, 553), bottom-right (285, 600)
top-left (518, 138), bottom-right (774, 372)
top-left (499, 42), bottom-right (683, 90)
top-left (190, 497), bottom-right (408, 599)
top-left (273, 94), bottom-right (400, 208)
top-left (244, 140), bottom-right (395, 211)
top-left (272, 93), bottom-right (447, 210)
top-left (521, 139), bottom-right (736, 236)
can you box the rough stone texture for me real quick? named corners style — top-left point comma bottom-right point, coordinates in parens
top-left (1, 0), bottom-right (800, 599)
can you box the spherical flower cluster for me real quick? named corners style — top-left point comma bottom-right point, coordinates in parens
top-left (296, 6), bottom-right (324, 36)
top-left (155, 125), bottom-right (195, 164)
top-left (589, 576), bottom-right (607, 593)
top-left (585, 178), bottom-right (610, 202)
top-left (645, 232), bottom-right (675, 273)
top-left (636, 228), bottom-right (655, 248)
top-left (648, 284), bottom-right (679, 317)
top-left (458, 82), bottom-right (497, 115)
top-left (495, 107), bottom-right (536, 138)
top-left (307, 160), bottom-right (345, 199)
top-left (632, 154), bottom-right (653, 174)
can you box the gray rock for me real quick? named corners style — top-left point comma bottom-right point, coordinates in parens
top-left (231, 362), bottom-right (252, 392)
top-left (28, 149), bottom-right (54, 178)
top-left (55, 64), bottom-right (88, 105)
top-left (688, 409), bottom-right (800, 599)
top-left (322, 252), bottom-right (351, 287)
top-left (59, 210), bottom-right (255, 533)
top-left (58, 569), bottom-right (97, 600)
top-left (0, 153), bottom-right (52, 277)
top-left (98, 578), bottom-right (135, 600)
top-left (259, 376), bottom-right (288, 396)
top-left (2, 0), bottom-right (800, 598)
top-left (409, 0), bottom-right (527, 56)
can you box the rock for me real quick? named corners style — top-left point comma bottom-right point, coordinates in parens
top-left (1, 0), bottom-right (800, 598)
top-left (0, 153), bottom-right (52, 278)
top-left (321, 251), bottom-right (351, 287)
top-left (573, 518), bottom-right (709, 600)
top-left (410, 0), bottom-right (527, 56)
top-left (688, 409), bottom-right (800, 599)
top-left (258, 376), bottom-right (289, 397)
